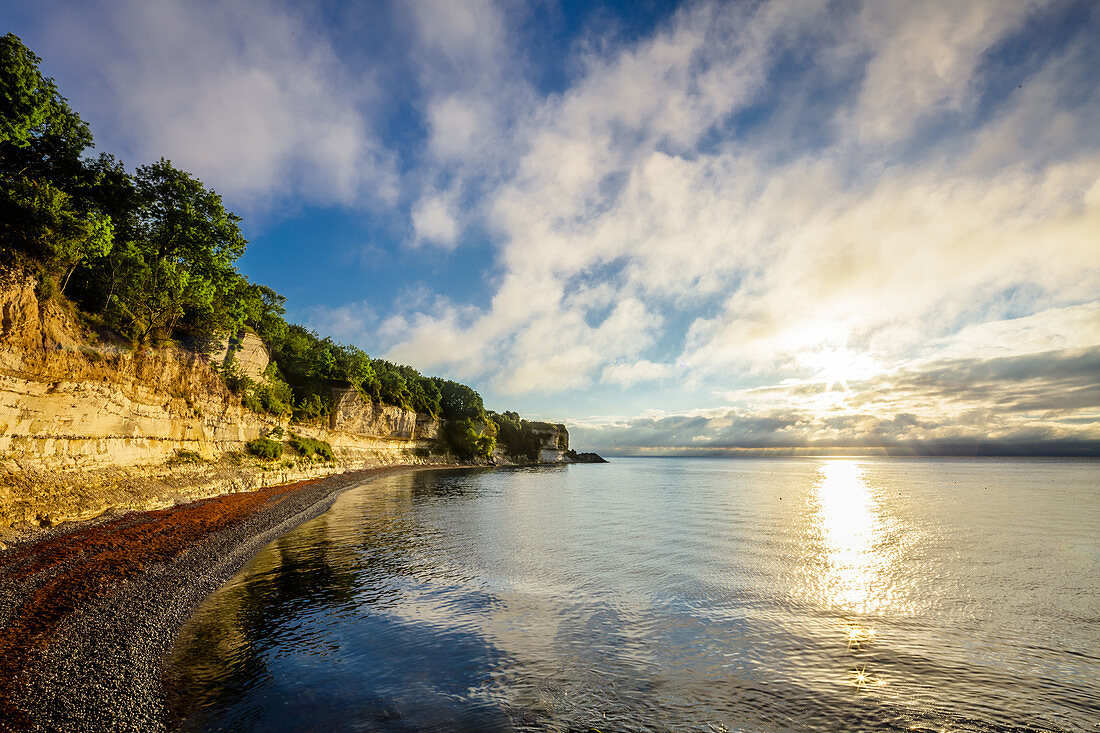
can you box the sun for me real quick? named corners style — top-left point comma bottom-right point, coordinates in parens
top-left (799, 347), bottom-right (879, 392)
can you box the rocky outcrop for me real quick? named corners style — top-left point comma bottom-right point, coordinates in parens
top-left (328, 388), bottom-right (440, 440)
top-left (207, 330), bottom-right (270, 381)
top-left (528, 421), bottom-right (569, 463)
top-left (568, 451), bottom-right (608, 463)
top-left (488, 420), bottom-right (580, 465)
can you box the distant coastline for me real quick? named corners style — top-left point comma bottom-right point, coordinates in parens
top-left (592, 443), bottom-right (1100, 458)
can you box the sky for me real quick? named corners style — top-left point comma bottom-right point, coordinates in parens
top-left (4, 0), bottom-right (1099, 455)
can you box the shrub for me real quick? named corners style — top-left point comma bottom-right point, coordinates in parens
top-left (288, 435), bottom-right (334, 462)
top-left (224, 360), bottom-right (293, 417)
top-left (219, 359), bottom-right (252, 394)
top-left (168, 449), bottom-right (203, 465)
top-left (246, 437), bottom-right (282, 460)
top-left (252, 376), bottom-right (293, 416)
top-left (293, 393), bottom-right (329, 422)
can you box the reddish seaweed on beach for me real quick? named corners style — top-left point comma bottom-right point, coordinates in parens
top-left (0, 477), bottom-right (323, 730)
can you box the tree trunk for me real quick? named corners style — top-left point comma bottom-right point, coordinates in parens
top-left (60, 260), bottom-right (83, 295)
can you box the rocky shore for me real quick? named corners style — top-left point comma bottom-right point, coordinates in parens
top-left (0, 465), bottom-right (451, 732)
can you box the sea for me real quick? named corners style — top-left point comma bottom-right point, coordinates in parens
top-left (166, 457), bottom-right (1100, 732)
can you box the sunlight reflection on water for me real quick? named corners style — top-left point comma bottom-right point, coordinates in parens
top-left (801, 460), bottom-right (930, 699)
top-left (808, 459), bottom-right (897, 615)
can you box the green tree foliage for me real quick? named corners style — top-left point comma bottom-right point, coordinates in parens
top-left (434, 378), bottom-right (485, 421)
top-left (443, 418), bottom-right (496, 462)
top-left (0, 33), bottom-right (91, 180)
top-left (363, 360), bottom-right (440, 415)
top-left (0, 34), bottom-right (111, 291)
top-left (487, 411), bottom-right (543, 461)
top-left (113, 159), bottom-right (248, 343)
top-left (0, 177), bottom-right (112, 291)
top-left (0, 33), bottom-right (60, 148)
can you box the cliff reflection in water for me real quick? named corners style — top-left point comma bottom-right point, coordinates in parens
top-left (168, 468), bottom-right (516, 732)
top-left (167, 459), bottom-right (1100, 732)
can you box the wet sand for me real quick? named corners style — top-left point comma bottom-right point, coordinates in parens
top-left (0, 465), bottom-right (447, 732)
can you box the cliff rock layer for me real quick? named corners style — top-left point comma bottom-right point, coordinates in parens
top-left (329, 388), bottom-right (440, 440)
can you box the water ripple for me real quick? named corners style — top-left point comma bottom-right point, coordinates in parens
top-left (168, 458), bottom-right (1100, 732)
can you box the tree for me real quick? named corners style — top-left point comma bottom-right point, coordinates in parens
top-left (0, 34), bottom-right (111, 292)
top-left (374, 360), bottom-right (411, 408)
top-left (443, 417), bottom-right (495, 461)
top-left (335, 345), bottom-right (375, 393)
top-left (0, 34), bottom-right (92, 185)
top-left (434, 378), bottom-right (485, 420)
top-left (0, 33), bottom-right (56, 148)
top-left (487, 410), bottom-right (541, 461)
top-left (0, 177), bottom-right (112, 291)
top-left (245, 283), bottom-right (288, 345)
top-left (117, 159), bottom-right (247, 343)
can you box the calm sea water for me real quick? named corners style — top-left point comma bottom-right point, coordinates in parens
top-left (167, 458), bottom-right (1100, 732)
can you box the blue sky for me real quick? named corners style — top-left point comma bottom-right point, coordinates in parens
top-left (4, 0), bottom-right (1099, 453)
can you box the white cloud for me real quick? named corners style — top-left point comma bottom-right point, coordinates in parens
top-left (410, 190), bottom-right (460, 248)
top-left (919, 304), bottom-right (1100, 363)
top-left (36, 0), bottom-right (397, 210)
top-left (402, 0), bottom-right (533, 250)
top-left (838, 1), bottom-right (1046, 145)
top-left (426, 95), bottom-right (491, 162)
top-left (601, 360), bottom-right (673, 387)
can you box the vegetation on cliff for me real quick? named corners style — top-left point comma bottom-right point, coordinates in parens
top-left (0, 33), bottom-right (569, 463)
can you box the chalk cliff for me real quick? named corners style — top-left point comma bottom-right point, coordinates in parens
top-left (207, 330), bottom-right (270, 382)
top-left (0, 269), bottom-right (443, 534)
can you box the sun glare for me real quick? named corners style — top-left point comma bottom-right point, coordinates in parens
top-left (799, 347), bottom-right (879, 393)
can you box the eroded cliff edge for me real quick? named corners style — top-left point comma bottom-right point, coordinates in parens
top-left (0, 268), bottom-right (584, 540)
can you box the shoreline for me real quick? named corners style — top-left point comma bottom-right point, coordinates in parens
top-left (0, 463), bottom-right (463, 732)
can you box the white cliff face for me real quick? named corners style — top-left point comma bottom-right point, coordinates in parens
top-left (489, 421), bottom-right (570, 464)
top-left (539, 448), bottom-right (567, 463)
top-left (328, 389), bottom-right (440, 440)
top-left (231, 333), bottom-right (270, 381)
top-left (531, 422), bottom-right (568, 463)
top-left (0, 269), bottom-right (447, 531)
top-left (0, 353), bottom-right (269, 469)
top-left (0, 267), bottom-right (579, 533)
top-left (207, 331), bottom-right (270, 382)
